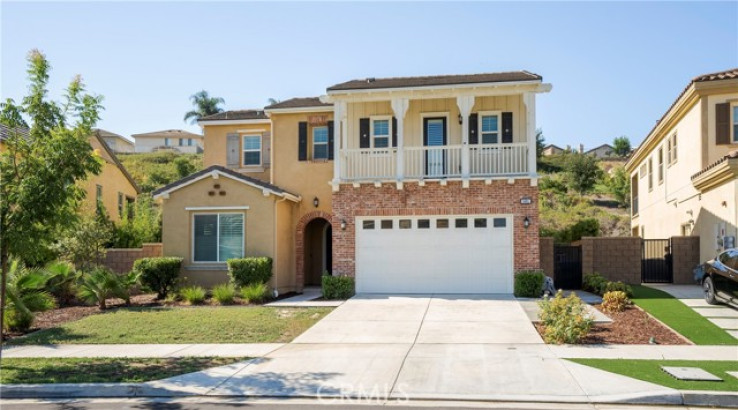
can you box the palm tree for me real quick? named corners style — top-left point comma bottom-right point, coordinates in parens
top-left (183, 90), bottom-right (225, 124)
top-left (4, 259), bottom-right (56, 332)
top-left (267, 98), bottom-right (280, 106)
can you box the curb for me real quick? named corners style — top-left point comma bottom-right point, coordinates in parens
top-left (3, 383), bottom-right (737, 407)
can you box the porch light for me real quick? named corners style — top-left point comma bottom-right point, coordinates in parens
top-left (523, 216), bottom-right (530, 229)
top-left (313, 197), bottom-right (319, 208)
top-left (458, 114), bottom-right (463, 125)
top-left (341, 220), bottom-right (347, 230)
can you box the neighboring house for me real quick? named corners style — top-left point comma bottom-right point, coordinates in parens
top-left (0, 123), bottom-right (29, 151)
top-left (132, 129), bottom-right (203, 153)
top-left (585, 143), bottom-right (615, 159)
top-left (542, 144), bottom-right (564, 156)
top-left (625, 68), bottom-right (738, 263)
top-left (83, 130), bottom-right (140, 222)
top-left (153, 71), bottom-right (551, 294)
top-left (96, 128), bottom-right (135, 153)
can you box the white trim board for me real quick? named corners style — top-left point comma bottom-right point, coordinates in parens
top-left (185, 206), bottom-right (250, 211)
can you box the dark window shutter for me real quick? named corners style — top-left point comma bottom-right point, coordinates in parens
top-left (502, 112), bottom-right (513, 143)
top-left (716, 103), bottom-right (731, 145)
top-left (469, 113), bottom-right (478, 144)
top-left (327, 121), bottom-right (335, 160)
top-left (298, 122), bottom-right (308, 161)
top-left (262, 133), bottom-right (271, 167)
top-left (392, 117), bottom-right (398, 147)
top-left (226, 133), bottom-right (239, 167)
top-left (359, 118), bottom-right (370, 149)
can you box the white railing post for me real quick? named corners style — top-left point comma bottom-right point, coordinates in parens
top-left (332, 101), bottom-right (346, 187)
top-left (391, 98), bottom-right (409, 183)
top-left (523, 92), bottom-right (537, 177)
top-left (456, 95), bottom-right (475, 182)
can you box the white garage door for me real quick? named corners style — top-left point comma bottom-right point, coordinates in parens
top-left (355, 215), bottom-right (513, 294)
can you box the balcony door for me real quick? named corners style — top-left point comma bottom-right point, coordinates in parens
top-left (423, 117), bottom-right (447, 177)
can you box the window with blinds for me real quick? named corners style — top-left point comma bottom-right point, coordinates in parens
top-left (193, 213), bottom-right (244, 262)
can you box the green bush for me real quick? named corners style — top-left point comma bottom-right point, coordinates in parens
top-left (538, 290), bottom-right (593, 344)
top-left (212, 283), bottom-right (236, 305)
top-left (227, 257), bottom-right (272, 287)
top-left (132, 257), bottom-right (182, 299)
top-left (77, 266), bottom-right (124, 310)
top-left (179, 286), bottom-right (206, 305)
top-left (514, 270), bottom-right (545, 298)
top-left (3, 259), bottom-right (56, 331)
top-left (322, 275), bottom-right (355, 300)
top-left (116, 271), bottom-right (141, 305)
top-left (583, 272), bottom-right (608, 295)
top-left (601, 291), bottom-right (629, 313)
top-left (240, 283), bottom-right (271, 304)
top-left (604, 281), bottom-right (633, 298)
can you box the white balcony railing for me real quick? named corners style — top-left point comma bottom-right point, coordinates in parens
top-left (340, 142), bottom-right (528, 181)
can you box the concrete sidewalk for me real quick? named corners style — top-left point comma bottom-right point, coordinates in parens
top-left (2, 343), bottom-right (284, 358)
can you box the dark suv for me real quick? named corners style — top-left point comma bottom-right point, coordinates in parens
top-left (703, 249), bottom-right (738, 308)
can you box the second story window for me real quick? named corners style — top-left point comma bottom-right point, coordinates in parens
top-left (480, 114), bottom-right (500, 144)
top-left (118, 192), bottom-right (124, 217)
top-left (371, 119), bottom-right (390, 148)
top-left (313, 126), bottom-right (329, 160)
top-left (648, 157), bottom-right (653, 191)
top-left (657, 147), bottom-right (664, 184)
top-left (733, 106), bottom-right (738, 142)
top-left (242, 135), bottom-right (261, 166)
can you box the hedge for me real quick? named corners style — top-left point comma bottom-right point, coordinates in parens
top-left (227, 257), bottom-right (272, 287)
top-left (322, 275), bottom-right (355, 300)
top-left (132, 257), bottom-right (182, 299)
top-left (514, 270), bottom-right (545, 298)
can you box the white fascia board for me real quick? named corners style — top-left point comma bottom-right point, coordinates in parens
top-left (264, 106), bottom-right (334, 114)
top-left (198, 119), bottom-right (271, 126)
top-left (185, 206), bottom-right (250, 211)
top-left (323, 83), bottom-right (552, 103)
top-left (324, 80), bottom-right (550, 98)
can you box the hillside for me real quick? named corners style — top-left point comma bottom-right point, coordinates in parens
top-left (117, 152), bottom-right (203, 193)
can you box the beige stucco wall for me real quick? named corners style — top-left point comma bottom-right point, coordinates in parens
top-left (202, 122), bottom-right (271, 183)
top-left (705, 93), bottom-right (738, 163)
top-left (344, 95), bottom-right (527, 149)
top-left (274, 198), bottom-right (296, 292)
top-left (80, 137), bottom-right (138, 222)
top-left (160, 174), bottom-right (289, 289)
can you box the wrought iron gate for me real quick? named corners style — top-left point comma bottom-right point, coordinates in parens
top-left (642, 239), bottom-right (673, 283)
top-left (553, 245), bottom-right (582, 289)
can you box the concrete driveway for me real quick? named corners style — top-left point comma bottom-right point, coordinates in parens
top-left (208, 294), bottom-right (675, 402)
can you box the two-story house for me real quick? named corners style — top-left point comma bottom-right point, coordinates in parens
top-left (626, 69), bottom-right (738, 263)
top-left (153, 71), bottom-right (551, 294)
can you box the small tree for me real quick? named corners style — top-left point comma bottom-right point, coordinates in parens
top-left (607, 167), bottom-right (630, 208)
top-left (564, 153), bottom-right (602, 196)
top-left (0, 50), bottom-right (103, 342)
top-left (54, 211), bottom-right (114, 271)
top-left (113, 194), bottom-right (161, 248)
top-left (174, 156), bottom-right (196, 178)
top-left (613, 136), bottom-right (631, 157)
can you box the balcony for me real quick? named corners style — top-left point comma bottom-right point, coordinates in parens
top-left (339, 143), bottom-right (529, 181)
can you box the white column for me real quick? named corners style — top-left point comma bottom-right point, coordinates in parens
top-left (391, 98), bottom-right (409, 182)
top-left (456, 95), bottom-right (475, 181)
top-left (332, 101), bottom-right (346, 187)
top-left (523, 92), bottom-right (537, 178)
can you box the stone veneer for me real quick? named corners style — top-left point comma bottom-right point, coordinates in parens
top-left (331, 179), bottom-right (540, 278)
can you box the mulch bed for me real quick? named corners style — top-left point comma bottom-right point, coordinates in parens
top-left (535, 304), bottom-right (689, 345)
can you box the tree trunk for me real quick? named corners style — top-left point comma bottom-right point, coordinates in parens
top-left (0, 243), bottom-right (10, 362)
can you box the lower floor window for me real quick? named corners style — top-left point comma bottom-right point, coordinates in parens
top-left (193, 213), bottom-right (244, 262)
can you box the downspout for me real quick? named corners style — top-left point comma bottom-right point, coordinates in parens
top-left (273, 196), bottom-right (289, 298)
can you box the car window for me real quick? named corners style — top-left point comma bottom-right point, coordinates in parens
top-left (720, 250), bottom-right (738, 270)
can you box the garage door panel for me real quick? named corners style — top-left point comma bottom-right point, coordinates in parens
top-left (356, 215), bottom-right (513, 294)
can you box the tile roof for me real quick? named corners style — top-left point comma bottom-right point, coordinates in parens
top-left (693, 68), bottom-right (738, 83)
top-left (327, 71), bottom-right (542, 91)
top-left (691, 150), bottom-right (738, 181)
top-left (0, 123), bottom-right (30, 141)
top-left (131, 129), bottom-right (203, 138)
top-left (199, 110), bottom-right (268, 121)
top-left (265, 97), bottom-right (332, 110)
top-left (152, 165), bottom-right (298, 199)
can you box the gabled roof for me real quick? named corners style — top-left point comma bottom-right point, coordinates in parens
top-left (92, 130), bottom-right (141, 194)
top-left (94, 128), bottom-right (134, 145)
top-left (693, 68), bottom-right (738, 82)
top-left (131, 129), bottom-right (203, 139)
top-left (152, 165), bottom-right (300, 202)
top-left (585, 144), bottom-right (614, 154)
top-left (265, 97), bottom-right (332, 110)
top-left (327, 71), bottom-right (542, 92)
top-left (199, 110), bottom-right (268, 122)
top-left (543, 144), bottom-right (563, 151)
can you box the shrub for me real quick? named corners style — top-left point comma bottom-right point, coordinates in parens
top-left (601, 291), bottom-right (629, 314)
top-left (604, 281), bottom-right (633, 298)
top-left (212, 283), bottom-right (236, 305)
top-left (583, 272), bottom-right (608, 295)
top-left (322, 275), bottom-right (355, 300)
top-left (44, 260), bottom-right (79, 306)
top-left (133, 257), bottom-right (182, 299)
top-left (538, 290), bottom-right (593, 344)
top-left (179, 286), bottom-right (206, 305)
top-left (514, 270), bottom-right (545, 298)
top-left (77, 266), bottom-right (123, 310)
top-left (3, 259), bottom-right (56, 331)
top-left (112, 194), bottom-right (162, 248)
top-left (240, 283), bottom-right (271, 304)
top-left (116, 271), bottom-right (142, 305)
top-left (227, 257), bottom-right (272, 287)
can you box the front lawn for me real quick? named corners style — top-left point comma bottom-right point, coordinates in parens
top-left (0, 357), bottom-right (244, 384)
top-left (7, 306), bottom-right (331, 345)
top-left (570, 359), bottom-right (738, 392)
top-left (631, 285), bottom-right (737, 345)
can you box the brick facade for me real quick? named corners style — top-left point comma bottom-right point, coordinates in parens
top-left (671, 236), bottom-right (701, 284)
top-left (103, 243), bottom-right (163, 274)
top-left (295, 210), bottom-right (333, 290)
top-left (331, 179), bottom-right (540, 277)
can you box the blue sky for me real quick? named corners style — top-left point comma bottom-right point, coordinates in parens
top-left (2, 1), bottom-right (736, 148)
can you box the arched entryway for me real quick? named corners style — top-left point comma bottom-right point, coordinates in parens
top-left (303, 217), bottom-right (332, 286)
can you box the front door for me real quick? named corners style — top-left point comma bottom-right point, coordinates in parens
top-left (424, 117), bottom-right (447, 177)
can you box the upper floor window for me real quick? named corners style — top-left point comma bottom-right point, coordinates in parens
top-left (96, 184), bottom-right (103, 202)
top-left (242, 135), bottom-right (261, 166)
top-left (480, 113), bottom-right (500, 144)
top-left (164, 138), bottom-right (170, 146)
top-left (657, 147), bottom-right (664, 184)
top-left (639, 163), bottom-right (646, 178)
top-left (118, 192), bottom-right (124, 217)
top-left (371, 118), bottom-right (390, 148)
top-left (647, 157), bottom-right (653, 191)
top-left (313, 126), bottom-right (329, 160)
top-left (733, 106), bottom-right (738, 143)
top-left (670, 134), bottom-right (677, 164)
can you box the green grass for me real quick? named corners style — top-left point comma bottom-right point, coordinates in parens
top-left (569, 359), bottom-right (738, 391)
top-left (631, 285), bottom-right (737, 345)
top-left (117, 152), bottom-right (202, 193)
top-left (7, 306), bottom-right (331, 345)
top-left (0, 357), bottom-right (245, 384)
